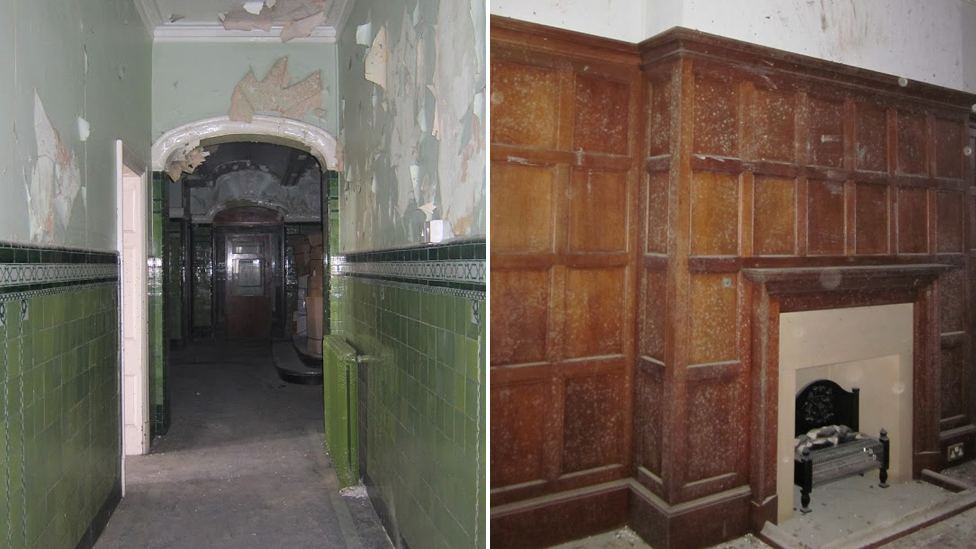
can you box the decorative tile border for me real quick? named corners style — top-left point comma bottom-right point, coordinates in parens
top-left (336, 260), bottom-right (485, 285)
top-left (0, 281), bottom-right (119, 304)
top-left (0, 263), bottom-right (119, 288)
top-left (334, 239), bottom-right (485, 298)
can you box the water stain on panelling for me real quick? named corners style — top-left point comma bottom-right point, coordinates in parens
top-left (26, 92), bottom-right (84, 244)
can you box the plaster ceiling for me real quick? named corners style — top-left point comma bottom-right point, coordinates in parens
top-left (135, 0), bottom-right (354, 42)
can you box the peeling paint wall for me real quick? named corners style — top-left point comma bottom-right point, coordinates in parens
top-left (0, 0), bottom-right (152, 250)
top-left (491, 0), bottom-right (976, 93)
top-left (152, 43), bottom-right (339, 138)
top-left (338, 0), bottom-right (486, 252)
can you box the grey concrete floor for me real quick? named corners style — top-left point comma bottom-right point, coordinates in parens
top-left (94, 340), bottom-right (392, 549)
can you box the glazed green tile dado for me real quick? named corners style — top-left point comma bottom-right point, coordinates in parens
top-left (1, 285), bottom-right (120, 549)
top-left (330, 238), bottom-right (485, 549)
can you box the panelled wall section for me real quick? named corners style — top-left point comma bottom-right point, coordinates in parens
top-left (490, 16), bottom-right (976, 549)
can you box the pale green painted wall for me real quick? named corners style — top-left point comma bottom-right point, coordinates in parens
top-left (0, 0), bottom-right (152, 252)
top-left (151, 42), bottom-right (340, 138)
top-left (337, 0), bottom-right (486, 252)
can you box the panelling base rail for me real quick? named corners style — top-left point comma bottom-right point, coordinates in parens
top-left (758, 473), bottom-right (976, 549)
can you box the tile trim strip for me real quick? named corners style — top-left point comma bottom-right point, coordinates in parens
top-left (0, 263), bottom-right (120, 289)
top-left (334, 240), bottom-right (485, 298)
top-left (0, 280), bottom-right (119, 303)
top-left (347, 273), bottom-right (485, 300)
top-left (336, 259), bottom-right (485, 285)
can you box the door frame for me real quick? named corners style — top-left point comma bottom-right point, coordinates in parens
top-left (116, 140), bottom-right (150, 480)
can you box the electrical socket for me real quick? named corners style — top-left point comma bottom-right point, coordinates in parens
top-left (948, 443), bottom-right (964, 461)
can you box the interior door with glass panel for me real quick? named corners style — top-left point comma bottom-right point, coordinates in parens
top-left (226, 235), bottom-right (272, 339)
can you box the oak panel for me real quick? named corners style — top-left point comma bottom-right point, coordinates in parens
top-left (685, 376), bottom-right (746, 482)
top-left (939, 267), bottom-right (966, 333)
top-left (897, 187), bottom-right (928, 253)
top-left (940, 345), bottom-right (966, 421)
top-left (691, 172), bottom-right (739, 256)
top-left (491, 380), bottom-right (548, 488)
top-left (897, 112), bottom-right (927, 175)
top-left (807, 97), bottom-right (844, 168)
top-left (753, 88), bottom-right (795, 163)
top-left (694, 76), bottom-right (738, 157)
top-left (934, 118), bottom-right (963, 179)
top-left (645, 172), bottom-right (670, 254)
top-left (936, 190), bottom-right (964, 253)
top-left (562, 374), bottom-right (624, 473)
top-left (491, 59), bottom-right (560, 148)
top-left (570, 169), bottom-right (628, 252)
top-left (854, 183), bottom-right (890, 255)
top-left (635, 364), bottom-right (664, 477)
top-left (807, 180), bottom-right (845, 255)
top-left (564, 268), bottom-right (626, 359)
top-left (689, 274), bottom-right (738, 364)
top-left (575, 74), bottom-right (631, 155)
top-left (753, 176), bottom-right (796, 255)
top-left (491, 269), bottom-right (551, 365)
top-left (639, 269), bottom-right (667, 360)
top-left (648, 79), bottom-right (673, 157)
top-left (491, 162), bottom-right (556, 254)
top-left (855, 104), bottom-right (888, 172)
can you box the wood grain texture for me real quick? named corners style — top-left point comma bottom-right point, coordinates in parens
top-left (492, 17), bottom-right (976, 549)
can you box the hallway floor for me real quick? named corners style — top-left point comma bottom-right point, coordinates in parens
top-left (94, 340), bottom-right (391, 549)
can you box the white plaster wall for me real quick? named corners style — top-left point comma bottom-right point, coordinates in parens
top-left (0, 0), bottom-right (152, 251)
top-left (681, 0), bottom-right (973, 93)
top-left (490, 0), bottom-right (976, 93)
top-left (152, 42), bottom-right (339, 138)
top-left (489, 0), bottom-right (653, 43)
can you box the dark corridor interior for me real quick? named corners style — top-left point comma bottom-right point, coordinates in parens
top-left (163, 141), bottom-right (337, 354)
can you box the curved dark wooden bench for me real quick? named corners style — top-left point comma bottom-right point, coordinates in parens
top-left (794, 379), bottom-right (890, 514)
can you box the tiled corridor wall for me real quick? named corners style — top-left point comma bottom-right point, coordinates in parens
top-left (148, 173), bottom-right (169, 437)
top-left (0, 244), bottom-right (121, 549)
top-left (333, 240), bottom-right (486, 549)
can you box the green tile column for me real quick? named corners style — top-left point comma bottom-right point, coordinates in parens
top-left (148, 172), bottom-right (169, 437)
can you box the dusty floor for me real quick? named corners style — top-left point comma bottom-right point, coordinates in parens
top-left (94, 340), bottom-right (391, 549)
top-left (553, 461), bottom-right (976, 549)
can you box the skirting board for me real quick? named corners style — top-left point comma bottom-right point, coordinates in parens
top-left (490, 479), bottom-right (752, 549)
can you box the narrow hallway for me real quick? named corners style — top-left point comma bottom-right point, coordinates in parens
top-left (94, 341), bottom-right (391, 549)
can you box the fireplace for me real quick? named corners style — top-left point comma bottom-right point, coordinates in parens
top-left (778, 303), bottom-right (913, 521)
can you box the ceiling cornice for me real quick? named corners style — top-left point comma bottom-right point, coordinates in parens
top-left (154, 22), bottom-right (337, 43)
top-left (134, 0), bottom-right (164, 39)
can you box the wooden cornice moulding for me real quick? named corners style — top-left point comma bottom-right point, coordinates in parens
top-left (742, 263), bottom-right (952, 296)
top-left (490, 15), bottom-right (641, 67)
top-left (638, 27), bottom-right (976, 112)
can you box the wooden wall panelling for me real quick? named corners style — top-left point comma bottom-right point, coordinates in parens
top-left (494, 19), bottom-right (976, 549)
top-left (490, 17), bottom-right (642, 546)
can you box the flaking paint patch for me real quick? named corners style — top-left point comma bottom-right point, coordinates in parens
top-left (229, 57), bottom-right (322, 124)
top-left (26, 92), bottom-right (84, 244)
top-left (165, 141), bottom-right (210, 182)
top-left (219, 0), bottom-right (328, 42)
top-left (364, 26), bottom-right (389, 90)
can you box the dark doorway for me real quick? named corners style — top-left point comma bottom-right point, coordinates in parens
top-left (213, 207), bottom-right (283, 341)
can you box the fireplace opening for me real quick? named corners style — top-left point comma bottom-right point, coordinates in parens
top-left (777, 303), bottom-right (914, 522)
